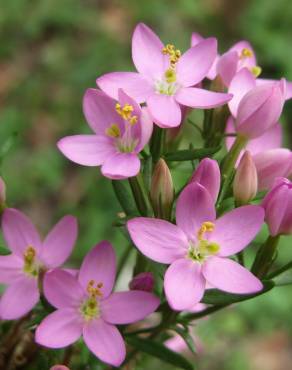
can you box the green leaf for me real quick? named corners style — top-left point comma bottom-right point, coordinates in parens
top-left (202, 280), bottom-right (274, 305)
top-left (172, 326), bottom-right (196, 355)
top-left (127, 336), bottom-right (195, 370)
top-left (164, 146), bottom-right (221, 161)
top-left (111, 180), bottom-right (137, 216)
top-left (273, 269), bottom-right (292, 286)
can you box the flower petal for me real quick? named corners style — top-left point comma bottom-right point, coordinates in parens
top-left (135, 107), bottom-right (153, 152)
top-left (78, 241), bottom-right (116, 298)
top-left (132, 23), bottom-right (168, 79)
top-left (177, 38), bottom-right (217, 87)
top-left (35, 308), bottom-right (83, 348)
top-left (176, 182), bottom-right (216, 240)
top-left (147, 94), bottom-right (181, 128)
top-left (229, 40), bottom-right (257, 69)
top-left (2, 208), bottom-right (42, 257)
top-left (127, 217), bottom-right (188, 264)
top-left (216, 50), bottom-right (238, 87)
top-left (57, 135), bottom-right (115, 167)
top-left (83, 319), bottom-right (125, 367)
top-left (43, 269), bottom-right (85, 309)
top-left (97, 72), bottom-right (153, 103)
top-left (0, 254), bottom-right (23, 284)
top-left (202, 256), bottom-right (263, 294)
top-left (0, 277), bottom-right (39, 320)
top-left (212, 205), bottom-right (264, 257)
top-left (41, 216), bottom-right (77, 268)
top-left (164, 259), bottom-right (205, 311)
top-left (175, 87), bottom-right (232, 109)
top-left (101, 291), bottom-right (159, 324)
top-left (101, 152), bottom-right (140, 180)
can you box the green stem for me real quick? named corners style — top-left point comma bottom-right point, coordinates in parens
top-left (150, 126), bottom-right (165, 164)
top-left (128, 174), bottom-right (151, 217)
top-left (179, 304), bottom-right (228, 323)
top-left (251, 235), bottom-right (280, 278)
top-left (266, 260), bottom-right (292, 279)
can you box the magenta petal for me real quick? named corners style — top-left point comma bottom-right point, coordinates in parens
top-left (2, 208), bottom-right (42, 257)
top-left (212, 205), bottom-right (264, 257)
top-left (177, 38), bottom-right (217, 87)
top-left (216, 51), bottom-right (238, 87)
top-left (97, 72), bottom-right (153, 103)
top-left (127, 218), bottom-right (188, 264)
top-left (164, 259), bottom-right (205, 311)
top-left (41, 216), bottom-right (77, 268)
top-left (175, 87), bottom-right (232, 109)
top-left (202, 256), bottom-right (263, 294)
top-left (132, 23), bottom-right (167, 79)
top-left (101, 291), bottom-right (159, 324)
top-left (44, 269), bottom-right (85, 309)
top-left (0, 277), bottom-right (39, 320)
top-left (101, 152), bottom-right (140, 180)
top-left (58, 135), bottom-right (115, 167)
top-left (35, 308), bottom-right (83, 348)
top-left (0, 254), bottom-right (23, 284)
top-left (83, 319), bottom-right (125, 367)
top-left (228, 68), bottom-right (256, 116)
top-left (147, 94), bottom-right (182, 128)
top-left (176, 182), bottom-right (216, 239)
top-left (78, 241), bottom-right (116, 298)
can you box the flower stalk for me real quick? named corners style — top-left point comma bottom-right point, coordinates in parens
top-left (251, 235), bottom-right (280, 278)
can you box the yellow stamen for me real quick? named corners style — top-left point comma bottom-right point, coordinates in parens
top-left (24, 246), bottom-right (36, 264)
top-left (115, 103), bottom-right (138, 125)
top-left (162, 44), bottom-right (181, 67)
top-left (197, 221), bottom-right (215, 241)
top-left (87, 280), bottom-right (103, 298)
top-left (250, 65), bottom-right (262, 78)
top-left (240, 48), bottom-right (253, 59)
top-left (105, 124), bottom-right (121, 138)
top-left (164, 68), bottom-right (177, 83)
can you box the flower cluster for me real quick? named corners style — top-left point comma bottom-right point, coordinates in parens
top-left (0, 23), bottom-right (292, 369)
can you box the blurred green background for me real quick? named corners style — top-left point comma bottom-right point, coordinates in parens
top-left (0, 0), bottom-right (292, 369)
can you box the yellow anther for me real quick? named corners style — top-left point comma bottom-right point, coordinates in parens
top-left (87, 280), bottom-right (103, 298)
top-left (115, 103), bottom-right (137, 124)
top-left (24, 246), bottom-right (36, 264)
top-left (162, 44), bottom-right (181, 67)
top-left (197, 221), bottom-right (215, 240)
top-left (250, 65), bottom-right (262, 78)
top-left (164, 68), bottom-right (177, 83)
top-left (240, 48), bottom-right (253, 59)
top-left (105, 124), bottom-right (121, 138)
top-left (129, 115), bottom-right (138, 125)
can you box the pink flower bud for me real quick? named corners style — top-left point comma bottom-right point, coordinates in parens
top-left (150, 159), bottom-right (174, 219)
top-left (233, 151), bottom-right (258, 205)
top-left (129, 272), bottom-right (154, 292)
top-left (0, 177), bottom-right (6, 206)
top-left (189, 158), bottom-right (220, 202)
top-left (262, 178), bottom-right (292, 236)
top-left (50, 366), bottom-right (70, 370)
top-left (236, 79), bottom-right (286, 139)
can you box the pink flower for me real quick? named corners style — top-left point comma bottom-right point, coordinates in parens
top-left (50, 366), bottom-right (70, 370)
top-left (58, 88), bottom-right (153, 180)
top-left (35, 242), bottom-right (160, 367)
top-left (129, 272), bottom-right (154, 292)
top-left (97, 23), bottom-right (232, 128)
top-left (127, 182), bottom-right (264, 311)
top-left (262, 178), bottom-right (292, 236)
top-left (0, 209), bottom-right (77, 320)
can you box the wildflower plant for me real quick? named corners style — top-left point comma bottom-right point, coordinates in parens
top-left (0, 22), bottom-right (292, 369)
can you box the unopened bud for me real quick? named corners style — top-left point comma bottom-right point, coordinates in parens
top-left (150, 159), bottom-right (174, 220)
top-left (50, 366), bottom-right (70, 370)
top-left (129, 272), bottom-right (154, 292)
top-left (233, 151), bottom-right (258, 205)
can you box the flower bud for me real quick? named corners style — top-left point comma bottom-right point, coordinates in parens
top-left (262, 177), bottom-right (292, 235)
top-left (233, 151), bottom-right (258, 205)
top-left (189, 158), bottom-right (220, 202)
top-left (150, 159), bottom-right (174, 219)
top-left (129, 272), bottom-right (154, 292)
top-left (236, 79), bottom-right (286, 139)
top-left (50, 366), bottom-right (70, 370)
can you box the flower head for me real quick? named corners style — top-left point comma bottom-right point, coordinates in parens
top-left (35, 242), bottom-right (159, 367)
top-left (0, 208), bottom-right (77, 320)
top-left (128, 183), bottom-right (264, 311)
top-left (129, 272), bottom-right (155, 292)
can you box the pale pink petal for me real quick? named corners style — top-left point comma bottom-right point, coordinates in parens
top-left (35, 308), bottom-right (83, 348)
top-left (57, 135), bottom-right (115, 167)
top-left (257, 79), bottom-right (292, 100)
top-left (97, 72), bottom-right (153, 103)
top-left (212, 205), bottom-right (264, 257)
top-left (127, 218), bottom-right (188, 264)
top-left (176, 38), bottom-right (217, 86)
top-left (78, 241), bottom-right (116, 298)
top-left (135, 107), bottom-right (153, 152)
top-left (132, 23), bottom-right (168, 79)
top-left (285, 81), bottom-right (292, 99)
top-left (101, 291), bottom-right (159, 324)
top-left (191, 32), bottom-right (204, 46)
top-left (101, 152), bottom-right (140, 180)
top-left (0, 277), bottom-right (39, 319)
top-left (228, 68), bottom-right (256, 116)
top-left (83, 89), bottom-right (124, 135)
top-left (216, 51), bottom-right (238, 87)
top-left (164, 259), bottom-right (205, 310)
top-left (176, 182), bottom-right (216, 240)
top-left (229, 40), bottom-right (257, 69)
top-left (202, 256), bottom-right (263, 294)
top-left (43, 269), bottom-right (85, 309)
top-left (0, 254), bottom-right (23, 284)
top-left (41, 216), bottom-right (77, 268)
top-left (83, 319), bottom-right (125, 367)
top-left (175, 87), bottom-right (232, 109)
top-left (2, 208), bottom-right (41, 257)
top-left (147, 94), bottom-right (181, 128)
